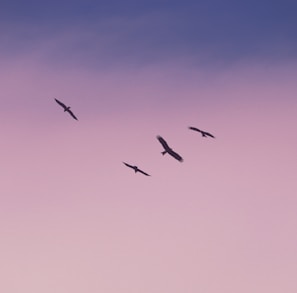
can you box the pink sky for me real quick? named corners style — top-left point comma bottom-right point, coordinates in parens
top-left (0, 56), bottom-right (297, 293)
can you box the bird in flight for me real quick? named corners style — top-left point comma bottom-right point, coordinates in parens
top-left (54, 98), bottom-right (78, 120)
top-left (157, 135), bottom-right (183, 162)
top-left (123, 162), bottom-right (151, 176)
top-left (188, 127), bottom-right (215, 138)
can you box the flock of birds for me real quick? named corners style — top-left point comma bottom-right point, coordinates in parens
top-left (55, 98), bottom-right (215, 177)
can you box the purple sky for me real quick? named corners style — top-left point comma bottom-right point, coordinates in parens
top-left (1, 1), bottom-right (297, 292)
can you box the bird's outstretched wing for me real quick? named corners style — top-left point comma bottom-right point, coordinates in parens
top-left (188, 126), bottom-right (201, 133)
top-left (157, 135), bottom-right (170, 151)
top-left (138, 169), bottom-right (150, 176)
top-left (205, 132), bottom-right (215, 138)
top-left (123, 162), bottom-right (134, 169)
top-left (168, 149), bottom-right (183, 162)
top-left (55, 98), bottom-right (67, 110)
top-left (67, 109), bottom-right (78, 120)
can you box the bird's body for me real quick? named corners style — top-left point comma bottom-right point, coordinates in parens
top-left (157, 135), bottom-right (183, 162)
top-left (123, 162), bottom-right (150, 176)
top-left (189, 126), bottom-right (215, 138)
top-left (54, 98), bottom-right (78, 120)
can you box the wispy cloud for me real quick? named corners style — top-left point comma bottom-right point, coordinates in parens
top-left (1, 0), bottom-right (297, 69)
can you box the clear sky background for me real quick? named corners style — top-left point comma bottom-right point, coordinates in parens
top-left (1, 1), bottom-right (297, 292)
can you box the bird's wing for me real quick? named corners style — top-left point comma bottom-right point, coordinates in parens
top-left (168, 149), bottom-right (184, 162)
top-left (123, 162), bottom-right (134, 169)
top-left (205, 132), bottom-right (215, 138)
top-left (67, 109), bottom-right (78, 120)
top-left (138, 169), bottom-right (150, 176)
top-left (157, 135), bottom-right (170, 150)
top-left (55, 98), bottom-right (67, 110)
top-left (189, 126), bottom-right (201, 132)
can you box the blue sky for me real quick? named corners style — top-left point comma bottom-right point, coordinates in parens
top-left (1, 0), bottom-right (297, 68)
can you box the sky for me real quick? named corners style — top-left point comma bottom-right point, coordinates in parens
top-left (1, 1), bottom-right (297, 292)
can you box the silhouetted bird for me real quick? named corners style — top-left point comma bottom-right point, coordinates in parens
top-left (189, 127), bottom-right (215, 138)
top-left (123, 162), bottom-right (150, 176)
top-left (157, 135), bottom-right (183, 162)
top-left (54, 98), bottom-right (78, 120)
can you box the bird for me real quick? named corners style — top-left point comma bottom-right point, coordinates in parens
top-left (123, 162), bottom-right (150, 176)
top-left (54, 98), bottom-right (78, 120)
top-left (157, 135), bottom-right (183, 162)
top-left (188, 126), bottom-right (215, 138)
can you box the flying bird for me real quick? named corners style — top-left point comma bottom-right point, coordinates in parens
top-left (157, 135), bottom-right (183, 162)
top-left (123, 162), bottom-right (150, 176)
top-left (188, 127), bottom-right (215, 138)
top-left (54, 98), bottom-right (78, 120)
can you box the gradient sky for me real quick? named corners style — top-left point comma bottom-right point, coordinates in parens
top-left (1, 1), bottom-right (297, 293)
